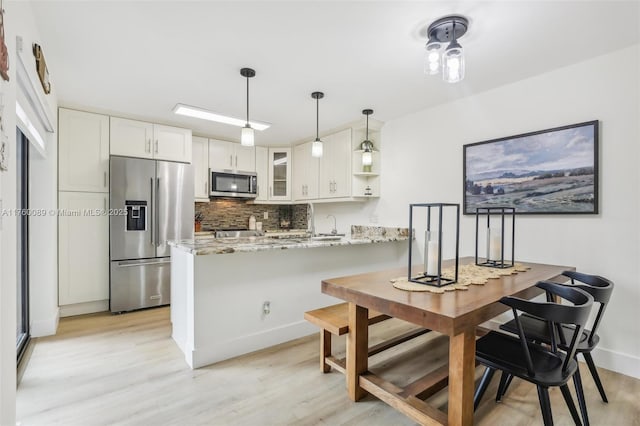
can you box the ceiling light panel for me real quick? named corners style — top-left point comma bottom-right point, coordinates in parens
top-left (172, 103), bottom-right (270, 131)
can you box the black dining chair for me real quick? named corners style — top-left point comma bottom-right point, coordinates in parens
top-left (497, 271), bottom-right (614, 425)
top-left (474, 281), bottom-right (593, 426)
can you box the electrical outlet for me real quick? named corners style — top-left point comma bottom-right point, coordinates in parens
top-left (262, 301), bottom-right (271, 315)
top-left (263, 211), bottom-right (268, 219)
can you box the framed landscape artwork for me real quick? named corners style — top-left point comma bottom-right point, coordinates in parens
top-left (463, 120), bottom-right (599, 214)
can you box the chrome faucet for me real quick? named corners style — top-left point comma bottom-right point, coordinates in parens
top-left (307, 203), bottom-right (315, 236)
top-left (327, 214), bottom-right (337, 235)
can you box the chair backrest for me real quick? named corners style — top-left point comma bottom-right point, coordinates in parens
top-left (500, 281), bottom-right (593, 376)
top-left (562, 271), bottom-right (614, 345)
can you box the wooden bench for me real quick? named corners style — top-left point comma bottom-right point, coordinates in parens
top-left (304, 303), bottom-right (430, 374)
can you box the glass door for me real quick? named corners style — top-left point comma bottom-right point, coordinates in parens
top-left (16, 129), bottom-right (30, 363)
top-left (268, 147), bottom-right (291, 201)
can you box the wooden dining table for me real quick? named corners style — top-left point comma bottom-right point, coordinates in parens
top-left (321, 257), bottom-right (574, 426)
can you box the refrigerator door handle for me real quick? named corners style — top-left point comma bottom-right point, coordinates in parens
top-left (150, 178), bottom-right (154, 245)
top-left (116, 259), bottom-right (171, 268)
top-left (156, 177), bottom-right (161, 247)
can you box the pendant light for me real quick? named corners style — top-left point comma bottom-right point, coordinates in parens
top-left (311, 91), bottom-right (324, 158)
top-left (360, 109), bottom-right (374, 172)
top-left (423, 15), bottom-right (468, 84)
top-left (442, 21), bottom-right (465, 83)
top-left (240, 67), bottom-right (255, 146)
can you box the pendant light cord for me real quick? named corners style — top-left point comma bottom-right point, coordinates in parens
top-left (366, 113), bottom-right (369, 141)
top-left (246, 76), bottom-right (250, 124)
top-left (316, 97), bottom-right (319, 139)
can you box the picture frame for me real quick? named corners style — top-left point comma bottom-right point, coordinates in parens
top-left (463, 120), bottom-right (599, 215)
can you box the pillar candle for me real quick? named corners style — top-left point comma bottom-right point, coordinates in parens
top-left (426, 237), bottom-right (439, 276)
top-left (488, 228), bottom-right (502, 261)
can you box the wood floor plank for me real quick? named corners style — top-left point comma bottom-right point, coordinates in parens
top-left (16, 307), bottom-right (640, 426)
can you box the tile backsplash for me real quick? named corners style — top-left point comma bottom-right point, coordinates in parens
top-left (195, 199), bottom-right (307, 231)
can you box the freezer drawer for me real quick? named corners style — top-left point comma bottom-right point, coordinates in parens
top-left (110, 258), bottom-right (170, 312)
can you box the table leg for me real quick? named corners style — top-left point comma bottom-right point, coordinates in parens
top-left (347, 302), bottom-right (368, 401)
top-left (448, 328), bottom-right (476, 426)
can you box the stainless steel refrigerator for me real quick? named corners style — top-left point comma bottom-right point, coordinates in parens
top-left (109, 156), bottom-right (194, 313)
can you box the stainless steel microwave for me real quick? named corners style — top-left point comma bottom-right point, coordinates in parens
top-left (210, 169), bottom-right (257, 198)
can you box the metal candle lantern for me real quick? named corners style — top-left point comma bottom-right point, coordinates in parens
top-left (408, 203), bottom-right (459, 287)
top-left (475, 207), bottom-right (515, 268)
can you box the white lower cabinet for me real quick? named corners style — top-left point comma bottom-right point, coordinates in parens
top-left (58, 191), bottom-right (109, 306)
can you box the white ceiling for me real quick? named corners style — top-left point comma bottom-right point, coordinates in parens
top-left (30, 1), bottom-right (640, 146)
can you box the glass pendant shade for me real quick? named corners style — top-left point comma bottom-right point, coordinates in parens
top-left (362, 150), bottom-right (372, 166)
top-left (311, 139), bottom-right (323, 158)
top-left (443, 42), bottom-right (465, 83)
top-left (424, 41), bottom-right (441, 75)
top-left (241, 125), bottom-right (254, 146)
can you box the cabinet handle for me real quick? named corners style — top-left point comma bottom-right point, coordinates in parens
top-left (146, 139), bottom-right (151, 153)
top-left (230, 155), bottom-right (233, 167)
top-left (270, 186), bottom-right (273, 197)
top-left (204, 181), bottom-right (208, 195)
top-left (103, 171), bottom-right (107, 188)
top-left (235, 155), bottom-right (238, 168)
top-left (103, 196), bottom-right (107, 211)
top-left (334, 181), bottom-right (337, 193)
top-left (155, 140), bottom-right (159, 154)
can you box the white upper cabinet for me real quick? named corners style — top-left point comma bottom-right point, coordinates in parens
top-left (255, 146), bottom-right (269, 201)
top-left (293, 141), bottom-right (319, 201)
top-left (208, 139), bottom-right (255, 173)
top-left (110, 117), bottom-right (153, 159)
top-left (192, 136), bottom-right (210, 202)
top-left (110, 117), bottom-right (192, 163)
top-left (58, 108), bottom-right (110, 193)
top-left (153, 124), bottom-right (192, 163)
top-left (319, 129), bottom-right (352, 198)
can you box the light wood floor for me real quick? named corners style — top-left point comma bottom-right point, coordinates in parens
top-left (16, 307), bottom-right (640, 426)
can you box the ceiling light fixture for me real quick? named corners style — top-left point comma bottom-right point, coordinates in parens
top-left (360, 109), bottom-right (374, 170)
top-left (172, 103), bottom-right (270, 131)
top-left (311, 91), bottom-right (324, 158)
top-left (424, 15), bottom-right (469, 83)
top-left (240, 67), bottom-right (256, 146)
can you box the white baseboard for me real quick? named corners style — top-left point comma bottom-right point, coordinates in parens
top-left (486, 319), bottom-right (640, 379)
top-left (30, 307), bottom-right (59, 337)
top-left (59, 300), bottom-right (109, 318)
top-left (590, 346), bottom-right (640, 379)
top-left (189, 320), bottom-right (316, 369)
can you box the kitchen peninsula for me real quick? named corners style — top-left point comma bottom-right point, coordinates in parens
top-left (169, 226), bottom-right (409, 368)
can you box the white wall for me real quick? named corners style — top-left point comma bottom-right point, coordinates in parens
top-left (0, 2), bottom-right (58, 424)
top-left (376, 45), bottom-right (640, 378)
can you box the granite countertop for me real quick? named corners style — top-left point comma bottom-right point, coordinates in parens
top-left (169, 226), bottom-right (409, 256)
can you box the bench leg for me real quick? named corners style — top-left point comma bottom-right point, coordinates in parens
top-left (321, 330), bottom-right (332, 373)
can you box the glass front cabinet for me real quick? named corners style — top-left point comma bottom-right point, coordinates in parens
top-left (268, 147), bottom-right (291, 201)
